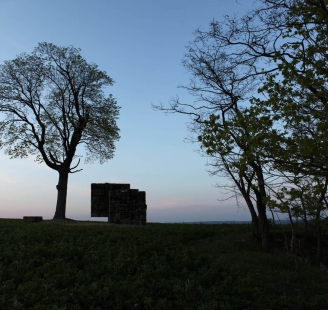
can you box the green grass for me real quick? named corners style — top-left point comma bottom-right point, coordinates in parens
top-left (0, 219), bottom-right (327, 310)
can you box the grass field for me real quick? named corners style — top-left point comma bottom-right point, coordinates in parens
top-left (0, 219), bottom-right (327, 309)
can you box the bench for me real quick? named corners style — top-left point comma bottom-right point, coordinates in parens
top-left (23, 216), bottom-right (43, 222)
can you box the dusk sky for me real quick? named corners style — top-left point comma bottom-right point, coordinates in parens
top-left (0, 0), bottom-right (278, 223)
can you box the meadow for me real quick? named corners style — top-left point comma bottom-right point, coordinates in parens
top-left (0, 218), bottom-right (327, 310)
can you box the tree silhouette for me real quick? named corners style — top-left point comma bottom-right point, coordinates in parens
top-left (0, 42), bottom-right (121, 219)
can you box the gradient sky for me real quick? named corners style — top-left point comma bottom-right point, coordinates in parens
top-left (0, 0), bottom-right (279, 223)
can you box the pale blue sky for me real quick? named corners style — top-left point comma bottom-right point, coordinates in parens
top-left (0, 0), bottom-right (273, 223)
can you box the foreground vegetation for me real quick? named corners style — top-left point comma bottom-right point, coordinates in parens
top-left (0, 219), bottom-right (327, 310)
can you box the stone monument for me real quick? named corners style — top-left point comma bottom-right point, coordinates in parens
top-left (91, 183), bottom-right (147, 225)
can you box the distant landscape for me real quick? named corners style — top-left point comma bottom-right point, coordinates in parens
top-left (164, 219), bottom-right (292, 225)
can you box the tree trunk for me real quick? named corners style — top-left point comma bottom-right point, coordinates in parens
top-left (316, 229), bottom-right (322, 267)
top-left (251, 213), bottom-right (261, 242)
top-left (53, 170), bottom-right (69, 219)
top-left (244, 197), bottom-right (261, 241)
top-left (258, 214), bottom-right (270, 252)
top-left (286, 205), bottom-right (296, 254)
top-left (239, 177), bottom-right (261, 241)
top-left (255, 190), bottom-right (270, 251)
top-left (251, 161), bottom-right (270, 251)
top-left (245, 198), bottom-right (261, 241)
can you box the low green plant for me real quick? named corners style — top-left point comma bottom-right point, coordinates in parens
top-left (0, 219), bottom-right (327, 309)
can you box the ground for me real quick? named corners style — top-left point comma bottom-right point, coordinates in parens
top-left (34, 218), bottom-right (144, 227)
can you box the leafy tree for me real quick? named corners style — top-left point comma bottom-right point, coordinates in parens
top-left (154, 32), bottom-right (276, 245)
top-left (153, 0), bottom-right (328, 252)
top-left (0, 43), bottom-right (120, 219)
top-left (248, 0), bottom-right (328, 262)
top-left (250, 0), bottom-right (328, 177)
top-left (152, 0), bottom-right (295, 250)
top-left (199, 108), bottom-right (282, 251)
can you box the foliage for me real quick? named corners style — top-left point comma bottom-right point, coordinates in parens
top-left (190, 0), bottom-right (328, 252)
top-left (0, 42), bottom-right (120, 167)
top-left (250, 0), bottom-right (328, 178)
top-left (153, 0), bottom-right (295, 250)
top-left (242, 0), bottom-right (328, 253)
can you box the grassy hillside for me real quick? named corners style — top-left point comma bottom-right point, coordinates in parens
top-left (0, 219), bottom-right (327, 309)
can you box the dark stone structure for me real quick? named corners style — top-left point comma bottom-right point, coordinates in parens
top-left (23, 216), bottom-right (43, 222)
top-left (91, 183), bottom-right (147, 225)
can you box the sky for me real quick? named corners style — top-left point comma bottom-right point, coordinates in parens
top-left (0, 0), bottom-right (282, 223)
